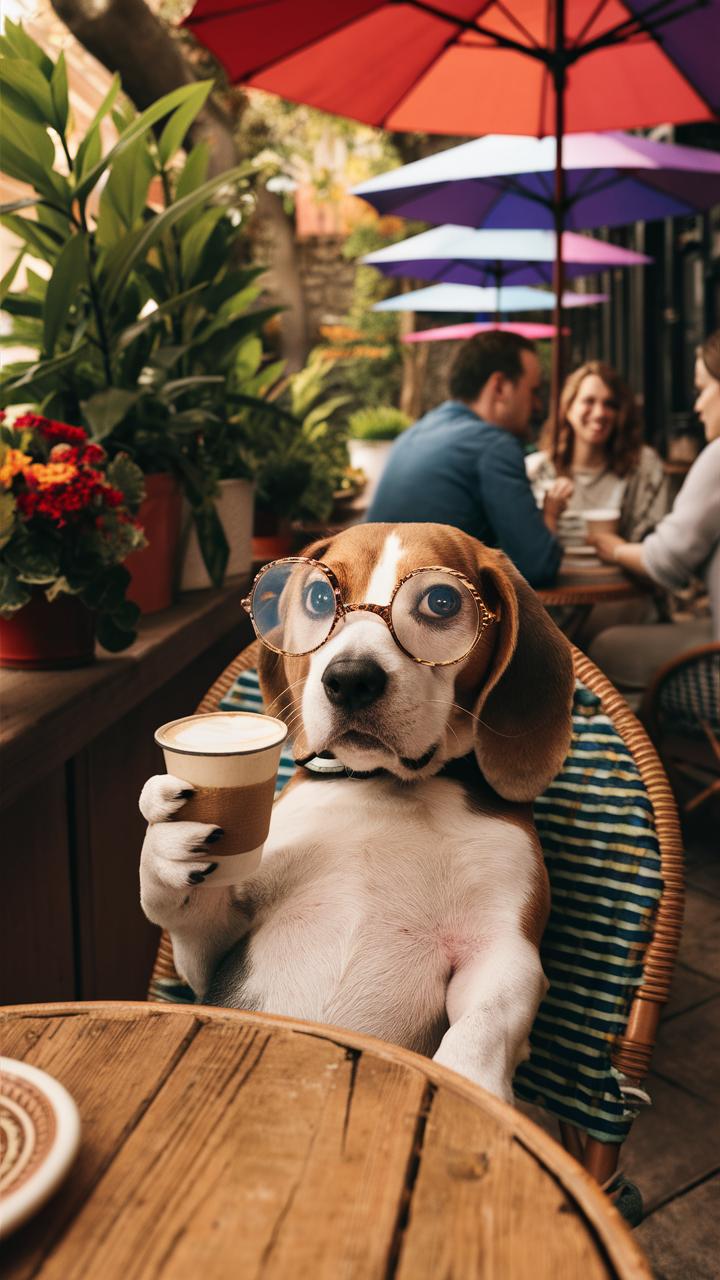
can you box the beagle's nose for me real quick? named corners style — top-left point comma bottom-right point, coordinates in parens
top-left (321, 657), bottom-right (387, 711)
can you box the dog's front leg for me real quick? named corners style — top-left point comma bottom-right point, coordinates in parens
top-left (433, 935), bottom-right (547, 1105)
top-left (139, 774), bottom-right (248, 999)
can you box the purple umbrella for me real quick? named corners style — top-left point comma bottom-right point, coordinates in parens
top-left (353, 131), bottom-right (720, 231)
top-left (362, 226), bottom-right (651, 288)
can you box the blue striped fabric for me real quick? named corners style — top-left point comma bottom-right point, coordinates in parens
top-left (161, 672), bottom-right (662, 1142)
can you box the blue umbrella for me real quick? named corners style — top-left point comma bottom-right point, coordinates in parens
top-left (353, 131), bottom-right (720, 231)
top-left (374, 283), bottom-right (607, 315)
top-left (362, 226), bottom-right (651, 288)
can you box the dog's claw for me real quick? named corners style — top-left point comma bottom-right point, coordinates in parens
top-left (188, 862), bottom-right (218, 885)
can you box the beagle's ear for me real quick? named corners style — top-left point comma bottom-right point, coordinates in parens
top-left (472, 551), bottom-right (574, 802)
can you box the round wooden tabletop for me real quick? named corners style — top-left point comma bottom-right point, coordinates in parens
top-left (0, 1002), bottom-right (651, 1280)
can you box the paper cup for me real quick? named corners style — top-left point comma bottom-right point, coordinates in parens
top-left (584, 507), bottom-right (621, 537)
top-left (155, 711), bottom-right (288, 887)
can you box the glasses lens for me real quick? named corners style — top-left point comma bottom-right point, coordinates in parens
top-left (391, 570), bottom-right (480, 664)
top-left (250, 560), bottom-right (337, 655)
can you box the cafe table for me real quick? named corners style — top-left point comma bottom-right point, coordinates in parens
top-left (536, 558), bottom-right (650, 639)
top-left (1, 1002), bottom-right (650, 1279)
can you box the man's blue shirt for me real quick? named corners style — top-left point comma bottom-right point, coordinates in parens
top-left (366, 400), bottom-right (561, 588)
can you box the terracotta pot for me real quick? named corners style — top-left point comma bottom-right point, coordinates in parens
top-left (125, 473), bottom-right (183, 615)
top-left (252, 509), bottom-right (293, 564)
top-left (0, 591), bottom-right (95, 670)
top-left (180, 479), bottom-right (255, 591)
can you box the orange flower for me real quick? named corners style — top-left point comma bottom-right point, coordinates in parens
top-left (0, 448), bottom-right (33, 488)
top-left (28, 460), bottom-right (79, 489)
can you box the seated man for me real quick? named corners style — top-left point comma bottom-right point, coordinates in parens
top-left (366, 332), bottom-right (561, 588)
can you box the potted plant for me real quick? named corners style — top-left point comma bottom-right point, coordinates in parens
top-left (0, 23), bottom-right (282, 608)
top-left (346, 405), bottom-right (411, 503)
top-left (0, 412), bottom-right (145, 667)
top-left (238, 353), bottom-right (350, 558)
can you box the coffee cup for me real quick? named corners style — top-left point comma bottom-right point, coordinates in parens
top-left (155, 711), bottom-right (288, 887)
top-left (584, 507), bottom-right (621, 537)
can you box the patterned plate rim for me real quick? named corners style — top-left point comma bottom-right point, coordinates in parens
top-left (0, 1057), bottom-right (81, 1238)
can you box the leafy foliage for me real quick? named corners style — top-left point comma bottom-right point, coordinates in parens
top-left (347, 405), bottom-right (411, 441)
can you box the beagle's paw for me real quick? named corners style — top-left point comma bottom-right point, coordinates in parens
top-left (139, 774), bottom-right (224, 890)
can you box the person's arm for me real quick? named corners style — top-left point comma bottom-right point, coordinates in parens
top-left (640, 441), bottom-right (720, 589)
top-left (591, 532), bottom-right (651, 577)
top-left (479, 434), bottom-right (562, 587)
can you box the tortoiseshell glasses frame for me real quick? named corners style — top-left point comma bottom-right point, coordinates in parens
top-left (241, 556), bottom-right (500, 667)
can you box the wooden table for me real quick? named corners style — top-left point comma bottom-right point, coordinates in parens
top-left (1, 1002), bottom-right (651, 1280)
top-left (536, 561), bottom-right (650, 640)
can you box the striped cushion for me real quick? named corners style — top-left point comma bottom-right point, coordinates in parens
top-left (159, 671), bottom-right (662, 1144)
top-left (657, 651), bottom-right (720, 736)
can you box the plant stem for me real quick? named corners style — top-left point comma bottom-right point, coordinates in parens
top-left (79, 209), bottom-right (112, 386)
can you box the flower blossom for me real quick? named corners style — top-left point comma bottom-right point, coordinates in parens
top-left (14, 413), bottom-right (88, 445)
top-left (0, 448), bottom-right (33, 488)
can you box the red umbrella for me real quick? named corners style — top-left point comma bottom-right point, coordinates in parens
top-left (184, 0), bottom-right (718, 418)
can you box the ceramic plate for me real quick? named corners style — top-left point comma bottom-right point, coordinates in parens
top-left (0, 1057), bottom-right (81, 1238)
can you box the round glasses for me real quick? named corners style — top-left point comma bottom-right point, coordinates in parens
top-left (241, 557), bottom-right (498, 667)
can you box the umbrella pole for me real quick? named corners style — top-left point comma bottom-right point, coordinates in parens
top-left (550, 0), bottom-right (566, 451)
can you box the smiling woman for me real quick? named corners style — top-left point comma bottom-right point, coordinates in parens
top-left (526, 361), bottom-right (671, 548)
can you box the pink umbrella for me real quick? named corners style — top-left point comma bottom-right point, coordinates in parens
top-left (403, 321), bottom-right (571, 343)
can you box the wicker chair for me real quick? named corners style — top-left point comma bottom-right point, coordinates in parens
top-left (640, 642), bottom-right (720, 817)
top-left (148, 642), bottom-right (684, 1197)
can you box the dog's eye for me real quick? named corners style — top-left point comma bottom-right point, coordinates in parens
top-left (304, 579), bottom-right (336, 617)
top-left (417, 584), bottom-right (462, 620)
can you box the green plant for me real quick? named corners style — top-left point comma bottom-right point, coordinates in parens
top-left (347, 405), bottom-right (411, 441)
top-left (236, 353), bottom-right (350, 523)
top-left (0, 412), bottom-right (145, 651)
top-left (0, 21), bottom-right (285, 586)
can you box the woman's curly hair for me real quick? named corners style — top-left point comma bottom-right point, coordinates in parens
top-left (539, 360), bottom-right (643, 478)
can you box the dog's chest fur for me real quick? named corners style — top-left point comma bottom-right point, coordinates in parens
top-left (206, 775), bottom-right (537, 1054)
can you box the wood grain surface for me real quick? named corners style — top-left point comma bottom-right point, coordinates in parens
top-left (1, 1003), bottom-right (651, 1280)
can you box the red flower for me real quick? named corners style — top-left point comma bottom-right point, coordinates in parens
top-left (15, 413), bottom-right (88, 445)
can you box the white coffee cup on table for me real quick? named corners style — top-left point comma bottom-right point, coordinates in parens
top-left (583, 507), bottom-right (621, 538)
top-left (155, 712), bottom-right (288, 887)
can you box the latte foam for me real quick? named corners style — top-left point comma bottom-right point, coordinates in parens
top-left (160, 713), bottom-right (286, 754)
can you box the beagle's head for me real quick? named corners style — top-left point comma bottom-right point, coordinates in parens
top-left (256, 523), bottom-right (574, 802)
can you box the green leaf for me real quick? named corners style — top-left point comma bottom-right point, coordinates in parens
top-left (4, 533), bottom-right (61, 585)
top-left (0, 250), bottom-right (25, 305)
top-left (73, 80), bottom-right (215, 206)
top-left (179, 207), bottom-right (226, 283)
top-left (192, 504), bottom-right (228, 588)
top-left (1, 212), bottom-right (63, 263)
top-left (157, 81), bottom-right (212, 166)
top-left (0, 59), bottom-right (54, 125)
top-left (0, 122), bottom-right (55, 190)
top-left (106, 453), bottom-right (145, 510)
top-left (80, 388), bottom-right (141, 441)
top-left (162, 375), bottom-right (224, 401)
top-left (95, 612), bottom-right (137, 653)
top-left (0, 344), bottom-right (88, 401)
top-left (0, 20), bottom-right (54, 77)
top-left (43, 232), bottom-right (87, 356)
top-left (75, 74), bottom-right (120, 180)
top-left (0, 563), bottom-right (31, 617)
top-left (114, 284), bottom-right (206, 349)
top-left (102, 163), bottom-right (251, 307)
top-left (175, 142), bottom-right (210, 201)
top-left (0, 195), bottom-right (44, 215)
top-left (50, 51), bottom-right (69, 134)
top-left (99, 135), bottom-right (154, 231)
top-left (0, 493), bottom-right (16, 550)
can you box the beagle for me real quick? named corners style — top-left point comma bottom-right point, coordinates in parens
top-left (140, 523), bottom-right (574, 1102)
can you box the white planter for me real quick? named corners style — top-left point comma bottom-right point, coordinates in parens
top-left (180, 478), bottom-right (255, 591)
top-left (347, 439), bottom-right (395, 505)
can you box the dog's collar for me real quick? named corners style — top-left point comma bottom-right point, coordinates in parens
top-left (297, 753), bottom-right (384, 780)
